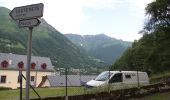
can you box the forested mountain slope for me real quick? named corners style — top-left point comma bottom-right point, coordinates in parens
top-left (112, 0), bottom-right (170, 74)
top-left (0, 7), bottom-right (105, 68)
top-left (65, 34), bottom-right (131, 64)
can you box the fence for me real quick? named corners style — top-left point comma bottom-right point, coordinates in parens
top-left (27, 68), bottom-right (170, 100)
top-left (31, 80), bottom-right (170, 100)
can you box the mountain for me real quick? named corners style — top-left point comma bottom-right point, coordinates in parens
top-left (112, 0), bottom-right (170, 74)
top-left (0, 7), bottom-right (105, 69)
top-left (113, 31), bottom-right (170, 74)
top-left (65, 34), bottom-right (131, 64)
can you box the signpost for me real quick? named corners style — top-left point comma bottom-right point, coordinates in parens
top-left (9, 3), bottom-right (44, 100)
top-left (9, 3), bottom-right (43, 20)
top-left (19, 70), bottom-right (22, 100)
top-left (19, 18), bottom-right (41, 28)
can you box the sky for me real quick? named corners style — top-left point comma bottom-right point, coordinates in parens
top-left (0, 0), bottom-right (154, 41)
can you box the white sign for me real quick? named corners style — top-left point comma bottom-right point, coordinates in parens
top-left (9, 3), bottom-right (44, 20)
top-left (19, 18), bottom-right (41, 27)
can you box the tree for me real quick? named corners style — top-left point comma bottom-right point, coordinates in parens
top-left (145, 0), bottom-right (170, 31)
top-left (112, 0), bottom-right (170, 74)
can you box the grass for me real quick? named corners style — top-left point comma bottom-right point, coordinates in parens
top-left (0, 89), bottom-right (20, 100)
top-left (1, 71), bottom-right (170, 100)
top-left (1, 86), bottom-right (170, 100)
top-left (150, 71), bottom-right (170, 79)
top-left (131, 92), bottom-right (170, 100)
top-left (0, 87), bottom-right (85, 100)
top-left (149, 71), bottom-right (170, 83)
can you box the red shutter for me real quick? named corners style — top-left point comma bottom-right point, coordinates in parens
top-left (18, 61), bottom-right (24, 69)
top-left (41, 63), bottom-right (47, 69)
top-left (31, 62), bottom-right (36, 69)
top-left (1, 60), bottom-right (8, 68)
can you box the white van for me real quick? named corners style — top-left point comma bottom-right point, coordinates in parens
top-left (86, 71), bottom-right (149, 87)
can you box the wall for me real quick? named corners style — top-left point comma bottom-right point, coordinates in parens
top-left (0, 70), bottom-right (53, 89)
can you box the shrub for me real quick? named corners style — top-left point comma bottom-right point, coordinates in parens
top-left (0, 87), bottom-right (12, 90)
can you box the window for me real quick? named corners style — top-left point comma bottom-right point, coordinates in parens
top-left (109, 73), bottom-right (122, 83)
top-left (31, 76), bottom-right (35, 82)
top-left (1, 76), bottom-right (6, 83)
top-left (95, 72), bottom-right (113, 81)
top-left (125, 74), bottom-right (131, 79)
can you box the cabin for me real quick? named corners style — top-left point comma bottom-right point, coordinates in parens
top-left (0, 53), bottom-right (54, 89)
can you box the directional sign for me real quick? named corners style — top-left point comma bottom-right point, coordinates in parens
top-left (9, 3), bottom-right (44, 20)
top-left (18, 18), bottom-right (41, 28)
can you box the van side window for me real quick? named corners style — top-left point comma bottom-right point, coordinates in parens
top-left (109, 73), bottom-right (122, 83)
top-left (125, 75), bottom-right (131, 79)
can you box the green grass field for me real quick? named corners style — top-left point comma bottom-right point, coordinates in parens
top-left (1, 71), bottom-right (170, 100)
top-left (0, 87), bottom-right (85, 100)
top-left (131, 92), bottom-right (170, 100)
top-left (1, 87), bottom-right (170, 100)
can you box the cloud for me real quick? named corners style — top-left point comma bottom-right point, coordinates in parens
top-left (0, 0), bottom-right (87, 34)
top-left (109, 32), bottom-right (142, 42)
top-left (41, 0), bottom-right (87, 34)
top-left (0, 0), bottom-right (154, 41)
top-left (81, 0), bottom-right (153, 10)
top-left (81, 0), bottom-right (119, 9)
top-left (131, 0), bottom-right (154, 9)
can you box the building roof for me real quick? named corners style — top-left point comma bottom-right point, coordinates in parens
top-left (47, 75), bottom-right (96, 87)
top-left (0, 53), bottom-right (54, 71)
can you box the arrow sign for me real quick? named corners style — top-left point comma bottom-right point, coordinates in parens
top-left (18, 18), bottom-right (41, 27)
top-left (9, 3), bottom-right (44, 20)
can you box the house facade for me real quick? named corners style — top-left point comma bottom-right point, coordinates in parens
top-left (0, 53), bottom-right (54, 89)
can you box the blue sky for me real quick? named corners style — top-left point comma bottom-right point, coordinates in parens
top-left (0, 0), bottom-right (153, 41)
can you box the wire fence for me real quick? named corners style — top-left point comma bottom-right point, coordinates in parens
top-left (32, 67), bottom-right (108, 99)
top-left (16, 67), bottom-right (170, 100)
top-left (40, 67), bottom-right (143, 97)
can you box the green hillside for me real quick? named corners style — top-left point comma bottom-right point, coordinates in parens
top-left (0, 7), bottom-right (105, 69)
top-left (112, 0), bottom-right (170, 74)
top-left (65, 34), bottom-right (131, 64)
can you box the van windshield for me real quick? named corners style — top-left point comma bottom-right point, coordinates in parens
top-left (95, 72), bottom-right (113, 81)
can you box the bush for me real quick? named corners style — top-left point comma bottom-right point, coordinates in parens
top-left (0, 87), bottom-right (12, 90)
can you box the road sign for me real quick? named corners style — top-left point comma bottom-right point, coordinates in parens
top-left (19, 18), bottom-right (41, 27)
top-left (9, 3), bottom-right (44, 20)
top-left (9, 4), bottom-right (44, 100)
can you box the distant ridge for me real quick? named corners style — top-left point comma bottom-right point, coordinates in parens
top-left (65, 33), bottom-right (131, 64)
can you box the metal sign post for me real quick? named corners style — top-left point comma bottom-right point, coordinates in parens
top-left (25, 27), bottom-right (33, 100)
top-left (65, 68), bottom-right (68, 100)
top-left (19, 70), bottom-right (22, 100)
top-left (9, 3), bottom-right (44, 100)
